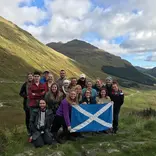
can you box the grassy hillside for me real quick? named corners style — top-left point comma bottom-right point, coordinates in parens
top-left (1, 89), bottom-right (156, 156)
top-left (0, 17), bottom-right (85, 81)
top-left (47, 40), bottom-right (156, 86)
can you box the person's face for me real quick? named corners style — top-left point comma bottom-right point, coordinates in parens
top-left (45, 73), bottom-right (49, 80)
top-left (28, 74), bottom-right (33, 82)
top-left (112, 84), bottom-right (119, 91)
top-left (34, 75), bottom-right (40, 82)
top-left (76, 86), bottom-right (82, 94)
top-left (101, 90), bottom-right (106, 97)
top-left (71, 79), bottom-right (77, 86)
top-left (48, 74), bottom-right (53, 81)
top-left (64, 82), bottom-right (69, 88)
top-left (96, 80), bottom-right (101, 87)
top-left (39, 100), bottom-right (46, 109)
top-left (106, 79), bottom-right (112, 86)
top-left (85, 91), bottom-right (91, 98)
top-left (60, 71), bottom-right (66, 78)
top-left (52, 84), bottom-right (57, 93)
top-left (70, 91), bottom-right (77, 100)
top-left (87, 82), bottom-right (92, 88)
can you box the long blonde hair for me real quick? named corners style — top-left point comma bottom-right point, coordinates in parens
top-left (66, 89), bottom-right (77, 105)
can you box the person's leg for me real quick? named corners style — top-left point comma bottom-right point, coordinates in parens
top-left (43, 132), bottom-right (53, 145)
top-left (51, 116), bottom-right (63, 143)
top-left (113, 105), bottom-right (121, 133)
top-left (33, 135), bottom-right (44, 148)
top-left (25, 108), bottom-right (30, 135)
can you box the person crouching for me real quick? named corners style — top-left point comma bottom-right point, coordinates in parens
top-left (30, 99), bottom-right (55, 148)
top-left (51, 90), bottom-right (77, 142)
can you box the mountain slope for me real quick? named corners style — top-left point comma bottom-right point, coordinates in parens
top-left (0, 17), bottom-right (84, 81)
top-left (136, 66), bottom-right (156, 78)
top-left (47, 40), bottom-right (156, 85)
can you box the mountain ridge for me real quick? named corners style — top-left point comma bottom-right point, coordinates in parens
top-left (47, 40), bottom-right (156, 86)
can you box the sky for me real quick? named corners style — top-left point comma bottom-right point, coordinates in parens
top-left (0, 0), bottom-right (156, 68)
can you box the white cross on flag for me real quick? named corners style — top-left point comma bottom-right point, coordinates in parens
top-left (70, 102), bottom-right (113, 132)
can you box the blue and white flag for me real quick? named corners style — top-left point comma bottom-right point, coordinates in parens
top-left (71, 102), bottom-right (113, 132)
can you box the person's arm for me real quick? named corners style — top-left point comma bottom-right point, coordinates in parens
top-left (19, 83), bottom-right (27, 98)
top-left (120, 91), bottom-right (124, 105)
top-left (62, 100), bottom-right (71, 127)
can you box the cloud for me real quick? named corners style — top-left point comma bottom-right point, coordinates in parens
top-left (0, 0), bottom-right (156, 61)
top-left (0, 0), bottom-right (47, 26)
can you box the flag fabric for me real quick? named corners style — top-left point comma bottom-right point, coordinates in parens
top-left (70, 102), bottom-right (113, 132)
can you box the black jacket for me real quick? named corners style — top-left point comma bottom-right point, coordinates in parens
top-left (105, 85), bottom-right (113, 97)
top-left (19, 82), bottom-right (29, 110)
top-left (30, 108), bottom-right (54, 140)
top-left (81, 97), bottom-right (96, 104)
top-left (110, 90), bottom-right (124, 106)
top-left (93, 84), bottom-right (105, 95)
top-left (77, 79), bottom-right (86, 89)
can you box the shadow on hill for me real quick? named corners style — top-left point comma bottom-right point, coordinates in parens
top-left (0, 47), bottom-right (37, 80)
top-left (102, 65), bottom-right (156, 86)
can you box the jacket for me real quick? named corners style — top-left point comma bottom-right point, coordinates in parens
top-left (110, 90), bottom-right (124, 106)
top-left (19, 82), bottom-right (31, 110)
top-left (28, 83), bottom-right (46, 107)
top-left (56, 99), bottom-right (72, 127)
top-left (30, 108), bottom-right (54, 140)
top-left (105, 85), bottom-right (113, 97)
top-left (56, 77), bottom-right (66, 89)
top-left (81, 97), bottom-right (97, 104)
top-left (77, 79), bottom-right (86, 89)
top-left (44, 91), bottom-right (63, 113)
top-left (93, 84), bottom-right (105, 95)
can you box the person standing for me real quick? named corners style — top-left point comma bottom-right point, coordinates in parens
top-left (40, 71), bottom-right (49, 84)
top-left (45, 83), bottom-right (63, 114)
top-left (110, 82), bottom-right (124, 134)
top-left (19, 73), bottom-right (33, 135)
top-left (81, 90), bottom-right (96, 104)
top-left (44, 73), bottom-right (54, 92)
top-left (105, 76), bottom-right (113, 97)
top-left (28, 71), bottom-right (46, 110)
top-left (93, 79), bottom-right (105, 95)
top-left (56, 70), bottom-right (66, 89)
top-left (61, 79), bottom-right (71, 98)
top-left (30, 99), bottom-right (55, 148)
top-left (82, 81), bottom-right (97, 100)
top-left (96, 88), bottom-right (111, 104)
top-left (77, 74), bottom-right (86, 89)
top-left (69, 77), bottom-right (77, 90)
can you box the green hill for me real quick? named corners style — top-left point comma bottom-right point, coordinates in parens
top-left (0, 17), bottom-right (85, 81)
top-left (47, 40), bottom-right (156, 86)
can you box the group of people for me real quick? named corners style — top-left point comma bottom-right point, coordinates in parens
top-left (19, 70), bottom-right (124, 148)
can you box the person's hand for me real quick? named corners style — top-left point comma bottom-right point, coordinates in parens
top-left (32, 93), bottom-right (35, 96)
top-left (72, 102), bottom-right (77, 105)
top-left (82, 102), bottom-right (87, 104)
top-left (68, 126), bottom-right (71, 131)
top-left (106, 96), bottom-right (109, 99)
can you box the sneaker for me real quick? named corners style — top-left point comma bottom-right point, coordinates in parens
top-left (28, 136), bottom-right (32, 143)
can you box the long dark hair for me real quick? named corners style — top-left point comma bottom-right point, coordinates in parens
top-left (99, 88), bottom-right (107, 98)
top-left (51, 83), bottom-right (59, 97)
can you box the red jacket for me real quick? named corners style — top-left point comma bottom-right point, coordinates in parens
top-left (28, 82), bottom-right (46, 107)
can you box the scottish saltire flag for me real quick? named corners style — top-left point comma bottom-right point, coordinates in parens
top-left (70, 102), bottom-right (113, 132)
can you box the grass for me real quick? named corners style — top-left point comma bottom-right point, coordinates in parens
top-left (0, 88), bottom-right (156, 156)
